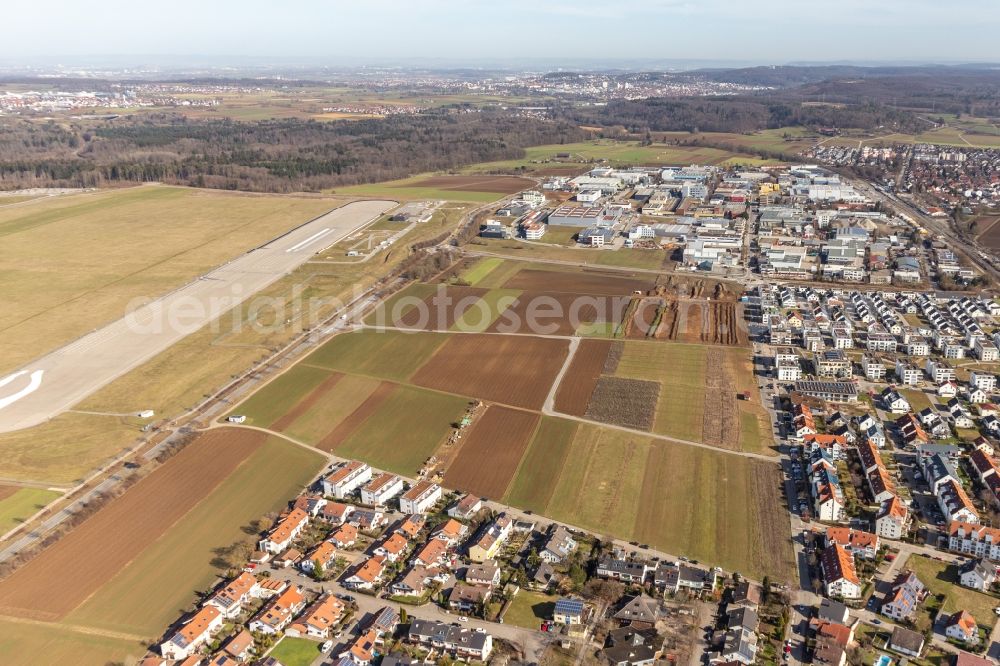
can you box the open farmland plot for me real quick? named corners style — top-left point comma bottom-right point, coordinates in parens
top-left (395, 286), bottom-right (492, 331)
top-left (459, 257), bottom-right (504, 285)
top-left (230, 364), bottom-right (334, 428)
top-left (0, 618), bottom-right (145, 666)
top-left (584, 376), bottom-right (660, 431)
top-left (504, 417), bottom-right (578, 510)
top-left (335, 386), bottom-right (470, 475)
top-left (0, 428), bottom-right (269, 620)
top-left (278, 374), bottom-right (384, 445)
top-left (304, 328), bottom-right (448, 381)
top-left (501, 268), bottom-right (655, 296)
top-left (363, 283), bottom-right (438, 325)
top-left (486, 292), bottom-right (631, 336)
top-left (554, 339), bottom-right (613, 416)
top-left (407, 175), bottom-right (536, 194)
top-left (444, 406), bottom-right (539, 499)
top-left (450, 289), bottom-right (522, 333)
top-left (0, 486), bottom-right (62, 533)
top-left (632, 443), bottom-right (793, 581)
top-left (66, 433), bottom-right (324, 636)
top-left (411, 334), bottom-right (569, 410)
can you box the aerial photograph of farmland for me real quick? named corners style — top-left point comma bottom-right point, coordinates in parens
top-left (4, 2), bottom-right (1000, 665)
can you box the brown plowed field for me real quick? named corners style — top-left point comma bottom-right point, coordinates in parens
top-left (398, 286), bottom-right (490, 330)
top-left (502, 269), bottom-right (655, 296)
top-left (488, 292), bottom-right (631, 336)
top-left (0, 485), bottom-right (18, 501)
top-left (627, 298), bottom-right (663, 339)
top-left (653, 299), bottom-right (747, 347)
top-left (554, 340), bottom-right (613, 416)
top-left (0, 428), bottom-right (265, 620)
top-left (407, 176), bottom-right (536, 194)
top-left (271, 372), bottom-right (344, 431)
top-left (444, 406), bottom-right (539, 499)
top-left (411, 334), bottom-right (569, 410)
top-left (318, 381), bottom-right (397, 452)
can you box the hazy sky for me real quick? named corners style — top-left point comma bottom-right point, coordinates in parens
top-left (4, 0), bottom-right (999, 64)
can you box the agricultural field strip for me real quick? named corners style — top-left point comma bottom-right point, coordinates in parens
top-left (0, 199), bottom-right (397, 434)
top-left (243, 325), bottom-right (778, 464)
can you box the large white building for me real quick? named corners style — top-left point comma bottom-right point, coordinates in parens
top-left (399, 481), bottom-right (442, 514)
top-left (322, 461), bottom-right (372, 499)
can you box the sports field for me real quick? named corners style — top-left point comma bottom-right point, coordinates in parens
top-left (0, 486), bottom-right (62, 533)
top-left (0, 185), bottom-right (344, 374)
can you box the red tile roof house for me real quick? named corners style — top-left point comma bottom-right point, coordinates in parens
top-left (248, 585), bottom-right (306, 635)
top-left (374, 532), bottom-right (410, 563)
top-left (221, 629), bottom-right (255, 662)
top-left (301, 541), bottom-right (338, 574)
top-left (945, 610), bottom-right (980, 646)
top-left (258, 508), bottom-right (309, 554)
top-left (343, 555), bottom-right (387, 591)
top-left (161, 605), bottom-right (224, 660)
top-left (205, 572), bottom-right (260, 619)
top-left (330, 522), bottom-right (359, 549)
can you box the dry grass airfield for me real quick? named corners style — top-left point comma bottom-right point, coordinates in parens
top-left (0, 190), bottom-right (395, 433)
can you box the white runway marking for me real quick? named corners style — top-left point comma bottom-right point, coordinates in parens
top-left (0, 370), bottom-right (44, 410)
top-left (286, 228), bottom-right (332, 253)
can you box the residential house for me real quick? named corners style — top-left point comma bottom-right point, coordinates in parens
top-left (959, 558), bottom-right (996, 592)
top-left (373, 532), bottom-right (409, 563)
top-left (221, 630), bottom-right (255, 663)
top-left (540, 526), bottom-right (578, 563)
top-left (889, 626), bottom-right (925, 658)
top-left (206, 572), bottom-right (260, 619)
top-left (287, 594), bottom-right (346, 639)
top-left (602, 627), bottom-right (660, 666)
top-left (329, 523), bottom-right (359, 549)
top-left (161, 606), bottom-right (224, 660)
top-left (399, 481), bottom-right (442, 514)
top-left (343, 556), bottom-right (386, 591)
top-left (875, 496), bottom-right (910, 540)
top-left (258, 508), bottom-right (309, 554)
top-left (614, 594), bottom-right (661, 629)
top-left (945, 610), bottom-right (980, 646)
top-left (467, 514), bottom-right (513, 563)
top-left (413, 538), bottom-right (448, 568)
top-left (880, 571), bottom-right (925, 621)
top-left (430, 518), bottom-right (467, 547)
top-left (249, 586), bottom-right (305, 635)
top-left (302, 541), bottom-right (338, 574)
top-left (447, 494), bottom-right (483, 520)
top-left (598, 557), bottom-right (651, 584)
top-left (360, 473), bottom-right (405, 507)
top-left (825, 527), bottom-right (880, 560)
top-left (820, 544), bottom-right (861, 600)
top-left (407, 619), bottom-right (493, 661)
top-left (465, 562), bottom-right (501, 588)
top-left (322, 461), bottom-right (372, 499)
top-left (447, 583), bottom-right (490, 613)
top-left (553, 597), bottom-right (586, 625)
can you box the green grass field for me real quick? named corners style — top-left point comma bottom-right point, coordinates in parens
top-left (450, 289), bottom-right (521, 333)
top-left (538, 225), bottom-right (584, 246)
top-left (0, 185), bottom-right (341, 375)
top-left (334, 175), bottom-right (511, 203)
top-left (305, 329), bottom-right (449, 381)
top-left (502, 418), bottom-right (792, 581)
top-left (66, 435), bottom-right (325, 636)
top-left (231, 364), bottom-right (333, 427)
top-left (364, 283), bottom-right (439, 325)
top-left (614, 341), bottom-right (709, 441)
top-left (0, 488), bottom-right (62, 533)
top-left (268, 636), bottom-right (324, 666)
top-left (906, 554), bottom-right (998, 631)
top-left (0, 618), bottom-right (145, 666)
top-left (504, 417), bottom-right (578, 509)
top-left (471, 239), bottom-right (670, 271)
top-left (336, 385), bottom-right (469, 475)
top-left (503, 590), bottom-right (557, 630)
top-left (460, 257), bottom-right (504, 285)
top-left (282, 374), bottom-right (384, 444)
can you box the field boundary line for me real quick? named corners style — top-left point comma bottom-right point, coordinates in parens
top-left (543, 337), bottom-right (581, 414)
top-left (0, 613), bottom-right (146, 642)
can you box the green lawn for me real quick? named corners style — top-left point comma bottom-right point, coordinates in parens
top-left (504, 417), bottom-right (578, 510)
top-left (906, 554), bottom-right (999, 630)
top-left (471, 238), bottom-right (670, 271)
top-left (901, 389), bottom-right (933, 412)
top-left (229, 364), bottom-right (332, 427)
top-left (450, 289), bottom-right (521, 333)
top-left (268, 636), bottom-right (324, 666)
top-left (0, 619), bottom-right (145, 666)
top-left (66, 436), bottom-right (326, 636)
top-left (460, 257), bottom-right (503, 285)
top-left (305, 329), bottom-right (449, 382)
top-left (538, 225), bottom-right (584, 246)
top-left (0, 487), bottom-right (62, 533)
top-left (336, 385), bottom-right (470, 475)
top-left (503, 590), bottom-right (557, 629)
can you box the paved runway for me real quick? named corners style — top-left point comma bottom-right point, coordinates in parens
top-left (0, 199), bottom-right (396, 433)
